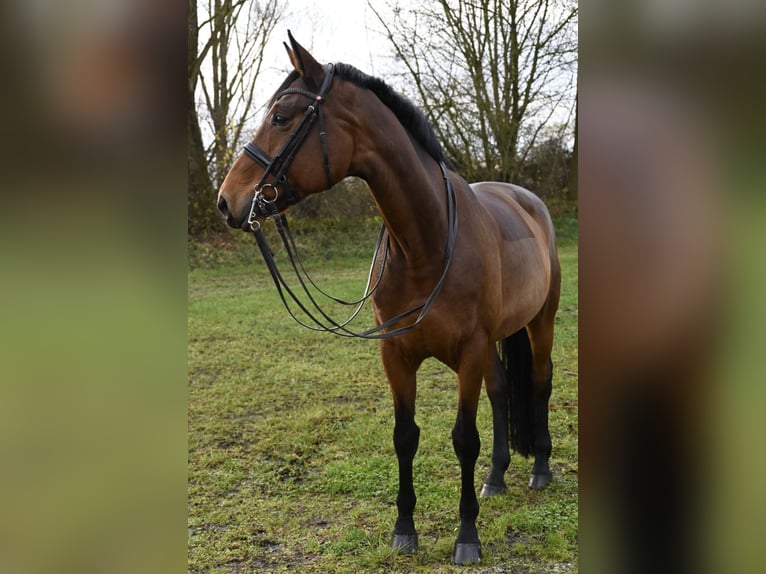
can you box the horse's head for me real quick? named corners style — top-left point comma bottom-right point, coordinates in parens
top-left (217, 32), bottom-right (355, 230)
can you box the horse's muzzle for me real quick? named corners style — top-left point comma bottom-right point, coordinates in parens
top-left (217, 195), bottom-right (250, 230)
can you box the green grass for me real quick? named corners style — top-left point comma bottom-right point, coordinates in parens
top-left (188, 217), bottom-right (578, 573)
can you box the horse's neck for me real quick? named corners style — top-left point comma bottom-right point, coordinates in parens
top-left (357, 131), bottom-right (449, 266)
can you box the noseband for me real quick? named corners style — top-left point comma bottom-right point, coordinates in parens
top-left (243, 64), bottom-right (336, 230)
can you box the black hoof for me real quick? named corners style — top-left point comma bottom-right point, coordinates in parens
top-left (480, 482), bottom-right (507, 498)
top-left (453, 542), bottom-right (482, 565)
top-left (392, 533), bottom-right (418, 554)
top-left (529, 472), bottom-right (552, 490)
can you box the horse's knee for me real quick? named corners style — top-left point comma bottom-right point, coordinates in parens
top-left (393, 421), bottom-right (420, 459)
top-left (452, 421), bottom-right (480, 464)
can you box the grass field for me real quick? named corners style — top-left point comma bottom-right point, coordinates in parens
top-left (188, 216), bottom-right (578, 573)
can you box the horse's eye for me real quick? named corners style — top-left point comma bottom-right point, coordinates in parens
top-left (272, 113), bottom-right (290, 127)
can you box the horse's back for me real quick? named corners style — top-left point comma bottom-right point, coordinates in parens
top-left (470, 181), bottom-right (557, 255)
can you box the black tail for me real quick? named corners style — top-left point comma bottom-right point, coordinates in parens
top-left (500, 327), bottom-right (535, 457)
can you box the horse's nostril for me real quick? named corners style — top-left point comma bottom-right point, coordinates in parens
top-left (217, 195), bottom-right (229, 217)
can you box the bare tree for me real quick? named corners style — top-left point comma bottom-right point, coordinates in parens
top-left (189, 0), bottom-right (217, 236)
top-left (371, 0), bottom-right (577, 184)
top-left (188, 0), bottom-right (283, 236)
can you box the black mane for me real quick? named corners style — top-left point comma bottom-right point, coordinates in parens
top-left (334, 63), bottom-right (452, 167)
top-left (269, 64), bottom-right (452, 168)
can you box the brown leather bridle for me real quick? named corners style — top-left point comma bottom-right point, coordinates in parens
top-left (243, 64), bottom-right (335, 230)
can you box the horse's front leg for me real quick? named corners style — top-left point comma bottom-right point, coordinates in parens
top-left (381, 341), bottom-right (421, 554)
top-left (451, 341), bottom-right (486, 564)
top-left (481, 346), bottom-right (510, 497)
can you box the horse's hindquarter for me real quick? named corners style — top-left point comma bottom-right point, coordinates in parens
top-left (470, 182), bottom-right (555, 339)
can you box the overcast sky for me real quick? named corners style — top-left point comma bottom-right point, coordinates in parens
top-left (264, 0), bottom-right (393, 75)
top-left (199, 0), bottom-right (576, 147)
top-left (198, 0), bottom-right (398, 139)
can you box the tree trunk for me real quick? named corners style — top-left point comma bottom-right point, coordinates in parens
top-left (188, 0), bottom-right (224, 237)
top-left (567, 93), bottom-right (578, 202)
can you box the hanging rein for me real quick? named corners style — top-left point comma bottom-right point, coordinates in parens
top-left (241, 64), bottom-right (458, 339)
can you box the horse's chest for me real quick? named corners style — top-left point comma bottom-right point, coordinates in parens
top-left (371, 272), bottom-right (478, 367)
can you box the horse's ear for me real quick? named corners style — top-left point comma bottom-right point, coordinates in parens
top-left (285, 30), bottom-right (324, 88)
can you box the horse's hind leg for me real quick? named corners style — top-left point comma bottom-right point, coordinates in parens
top-left (526, 293), bottom-right (559, 490)
top-left (481, 347), bottom-right (510, 497)
top-left (381, 342), bottom-right (421, 555)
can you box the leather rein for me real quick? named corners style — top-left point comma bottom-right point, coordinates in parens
top-left (242, 64), bottom-right (459, 339)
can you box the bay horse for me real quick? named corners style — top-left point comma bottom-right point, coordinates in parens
top-left (216, 33), bottom-right (560, 565)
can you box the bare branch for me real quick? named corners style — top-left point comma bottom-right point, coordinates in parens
top-left (374, 0), bottom-right (577, 182)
